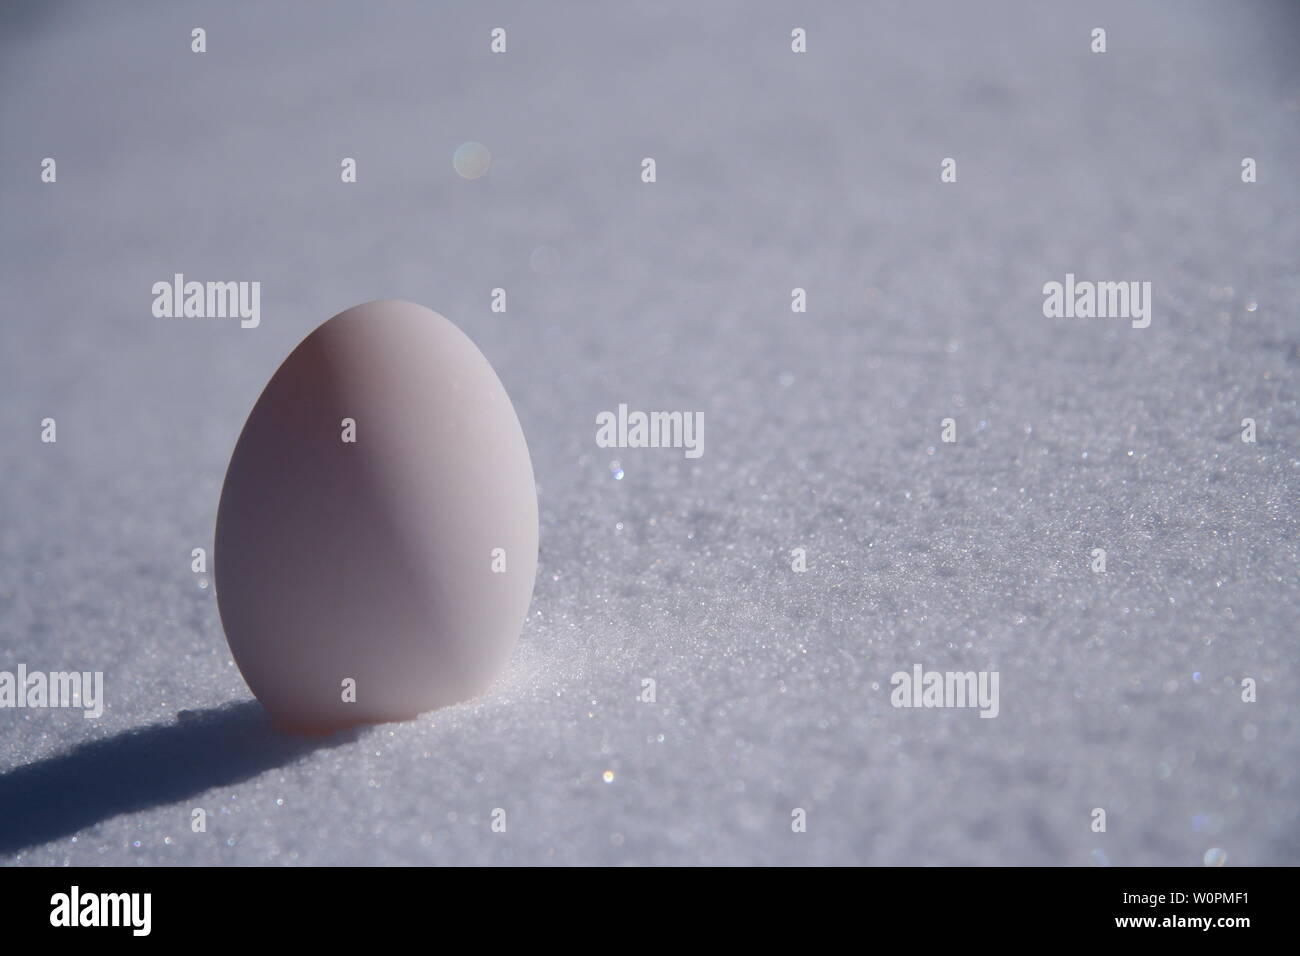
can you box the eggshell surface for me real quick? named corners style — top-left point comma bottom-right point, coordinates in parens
top-left (214, 300), bottom-right (538, 730)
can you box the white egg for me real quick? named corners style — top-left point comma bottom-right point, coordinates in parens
top-left (215, 300), bottom-right (538, 730)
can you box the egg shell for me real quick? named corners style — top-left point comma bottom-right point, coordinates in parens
top-left (214, 300), bottom-right (538, 730)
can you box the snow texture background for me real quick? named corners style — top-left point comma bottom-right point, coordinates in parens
top-left (1, 0), bottom-right (1297, 866)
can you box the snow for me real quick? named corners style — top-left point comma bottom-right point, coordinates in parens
top-left (1, 0), bottom-right (1297, 865)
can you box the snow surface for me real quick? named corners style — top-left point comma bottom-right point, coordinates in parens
top-left (1, 0), bottom-right (1297, 866)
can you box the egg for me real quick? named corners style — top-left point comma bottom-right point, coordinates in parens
top-left (214, 300), bottom-right (538, 730)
